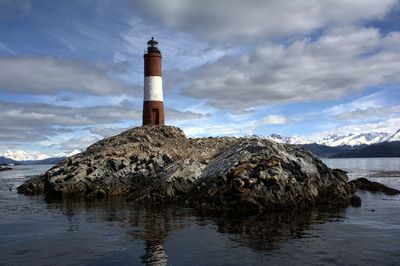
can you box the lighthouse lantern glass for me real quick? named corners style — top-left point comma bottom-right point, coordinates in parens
top-left (148, 38), bottom-right (158, 48)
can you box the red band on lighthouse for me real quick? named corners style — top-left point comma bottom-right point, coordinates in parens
top-left (143, 37), bottom-right (165, 126)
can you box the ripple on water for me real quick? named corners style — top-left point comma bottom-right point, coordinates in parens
top-left (0, 160), bottom-right (399, 265)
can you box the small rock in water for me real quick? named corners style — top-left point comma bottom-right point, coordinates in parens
top-left (350, 195), bottom-right (361, 207)
top-left (349, 177), bottom-right (400, 195)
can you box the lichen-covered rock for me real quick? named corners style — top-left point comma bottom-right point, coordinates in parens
top-left (18, 125), bottom-right (358, 213)
top-left (349, 177), bottom-right (400, 195)
top-left (18, 126), bottom-right (236, 200)
top-left (17, 175), bottom-right (44, 195)
top-left (185, 139), bottom-right (353, 213)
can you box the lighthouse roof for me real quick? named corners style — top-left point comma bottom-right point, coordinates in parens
top-left (147, 37), bottom-right (158, 46)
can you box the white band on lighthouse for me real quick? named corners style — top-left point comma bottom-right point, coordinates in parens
top-left (144, 76), bottom-right (163, 101)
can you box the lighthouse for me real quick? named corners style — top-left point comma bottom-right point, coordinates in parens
top-left (142, 37), bottom-right (165, 126)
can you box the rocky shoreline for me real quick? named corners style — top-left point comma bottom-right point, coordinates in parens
top-left (17, 126), bottom-right (397, 214)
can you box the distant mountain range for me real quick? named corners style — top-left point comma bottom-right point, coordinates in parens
top-left (255, 128), bottom-right (400, 147)
top-left (326, 141), bottom-right (400, 158)
top-left (249, 128), bottom-right (400, 158)
top-left (0, 149), bottom-right (81, 165)
top-left (300, 142), bottom-right (400, 158)
top-left (0, 156), bottom-right (65, 165)
top-left (0, 156), bottom-right (18, 165)
top-left (1, 149), bottom-right (49, 161)
top-left (1, 129), bottom-right (399, 164)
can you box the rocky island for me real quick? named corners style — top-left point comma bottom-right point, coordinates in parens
top-left (0, 166), bottom-right (12, 171)
top-left (17, 126), bottom-right (373, 213)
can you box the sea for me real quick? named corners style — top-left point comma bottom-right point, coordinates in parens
top-left (0, 158), bottom-right (399, 266)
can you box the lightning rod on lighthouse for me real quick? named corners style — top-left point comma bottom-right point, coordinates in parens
top-left (142, 37), bottom-right (165, 126)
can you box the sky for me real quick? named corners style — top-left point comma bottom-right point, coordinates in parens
top-left (0, 0), bottom-right (399, 156)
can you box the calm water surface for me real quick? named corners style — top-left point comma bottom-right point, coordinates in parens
top-left (1, 158), bottom-right (399, 266)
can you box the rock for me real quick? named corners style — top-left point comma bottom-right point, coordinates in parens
top-left (0, 166), bottom-right (12, 171)
top-left (332, 168), bottom-right (349, 182)
top-left (349, 177), bottom-right (400, 195)
top-left (17, 176), bottom-right (44, 195)
top-left (350, 195), bottom-right (362, 207)
top-left (18, 126), bottom-right (357, 213)
top-left (186, 139), bottom-right (354, 213)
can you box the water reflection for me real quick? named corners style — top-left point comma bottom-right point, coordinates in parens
top-left (2, 161), bottom-right (399, 265)
top-left (203, 208), bottom-right (346, 252)
top-left (45, 198), bottom-right (186, 265)
top-left (45, 197), bottom-right (347, 265)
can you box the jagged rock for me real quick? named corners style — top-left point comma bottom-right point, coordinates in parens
top-left (17, 176), bottom-right (44, 194)
top-left (185, 139), bottom-right (354, 212)
top-left (349, 177), bottom-right (400, 195)
top-left (18, 126), bottom-right (359, 213)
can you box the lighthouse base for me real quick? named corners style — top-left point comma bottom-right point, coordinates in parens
top-left (143, 101), bottom-right (165, 126)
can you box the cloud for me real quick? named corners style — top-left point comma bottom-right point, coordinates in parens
top-left (323, 89), bottom-right (400, 121)
top-left (0, 100), bottom-right (140, 142)
top-left (87, 126), bottom-right (129, 138)
top-left (335, 105), bottom-right (400, 120)
top-left (184, 125), bottom-right (247, 137)
top-left (262, 115), bottom-right (288, 124)
top-left (316, 117), bottom-right (400, 136)
top-left (0, 56), bottom-right (130, 95)
top-left (85, 108), bottom-right (212, 138)
top-left (181, 27), bottom-right (400, 109)
top-left (133, 0), bottom-right (397, 42)
top-left (0, 100), bottom-right (212, 142)
top-left (0, 100), bottom-right (141, 126)
top-left (59, 135), bottom-right (100, 153)
top-left (166, 108), bottom-right (211, 121)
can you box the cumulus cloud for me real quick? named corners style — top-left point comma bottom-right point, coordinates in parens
top-left (166, 108), bottom-right (211, 121)
top-left (0, 100), bottom-right (141, 126)
top-left (181, 27), bottom-right (400, 109)
top-left (59, 135), bottom-right (100, 153)
top-left (316, 117), bottom-right (400, 136)
top-left (0, 100), bottom-right (140, 142)
top-left (133, 0), bottom-right (397, 42)
top-left (0, 56), bottom-right (130, 95)
top-left (0, 100), bottom-right (211, 142)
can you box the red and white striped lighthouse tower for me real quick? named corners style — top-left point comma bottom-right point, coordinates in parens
top-left (142, 37), bottom-right (165, 126)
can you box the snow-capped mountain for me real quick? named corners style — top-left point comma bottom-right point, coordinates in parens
top-left (55, 149), bottom-right (82, 158)
top-left (1, 148), bottom-right (81, 162)
top-left (313, 132), bottom-right (391, 146)
top-left (2, 129), bottom-right (399, 161)
top-left (1, 149), bottom-right (49, 161)
top-left (264, 134), bottom-right (312, 145)
top-left (66, 149), bottom-right (82, 157)
top-left (385, 129), bottom-right (400, 142)
top-left (250, 130), bottom-right (398, 147)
